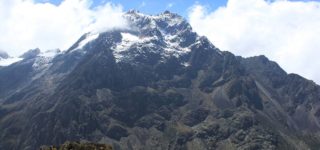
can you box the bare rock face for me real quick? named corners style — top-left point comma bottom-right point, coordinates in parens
top-left (40, 141), bottom-right (112, 150)
top-left (0, 11), bottom-right (320, 150)
top-left (20, 48), bottom-right (40, 59)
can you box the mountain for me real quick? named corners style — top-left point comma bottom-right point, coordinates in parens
top-left (0, 10), bottom-right (320, 150)
top-left (40, 141), bottom-right (113, 150)
top-left (20, 48), bottom-right (41, 59)
top-left (0, 50), bottom-right (24, 67)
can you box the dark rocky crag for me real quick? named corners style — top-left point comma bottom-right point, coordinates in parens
top-left (40, 141), bottom-right (113, 150)
top-left (0, 11), bottom-right (320, 150)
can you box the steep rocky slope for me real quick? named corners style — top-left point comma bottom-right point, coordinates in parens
top-left (40, 141), bottom-right (113, 150)
top-left (0, 11), bottom-right (320, 150)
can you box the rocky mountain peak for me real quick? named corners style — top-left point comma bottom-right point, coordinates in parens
top-left (124, 10), bottom-right (191, 35)
top-left (68, 11), bottom-right (204, 64)
top-left (126, 9), bottom-right (140, 14)
top-left (20, 48), bottom-right (41, 59)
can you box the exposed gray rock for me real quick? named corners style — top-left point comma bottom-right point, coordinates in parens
top-left (20, 48), bottom-right (40, 59)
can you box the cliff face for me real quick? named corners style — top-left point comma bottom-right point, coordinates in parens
top-left (40, 141), bottom-right (112, 150)
top-left (0, 11), bottom-right (320, 150)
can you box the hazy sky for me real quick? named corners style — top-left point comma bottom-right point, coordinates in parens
top-left (0, 0), bottom-right (320, 84)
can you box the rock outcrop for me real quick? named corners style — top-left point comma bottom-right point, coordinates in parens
top-left (40, 141), bottom-right (112, 150)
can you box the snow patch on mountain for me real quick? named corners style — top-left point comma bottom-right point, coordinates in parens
top-left (113, 32), bottom-right (140, 62)
top-left (0, 57), bottom-right (23, 66)
top-left (72, 33), bottom-right (100, 52)
top-left (112, 31), bottom-right (192, 62)
top-left (182, 62), bottom-right (190, 67)
top-left (118, 32), bottom-right (140, 48)
top-left (32, 57), bottom-right (52, 70)
top-left (32, 49), bottom-right (60, 71)
top-left (163, 34), bottom-right (190, 57)
top-left (79, 33), bottom-right (99, 49)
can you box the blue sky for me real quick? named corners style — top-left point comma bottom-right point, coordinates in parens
top-left (36, 0), bottom-right (228, 17)
top-left (35, 0), bottom-right (317, 17)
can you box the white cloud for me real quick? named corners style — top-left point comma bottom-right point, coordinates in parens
top-left (167, 3), bottom-right (174, 9)
top-left (0, 0), bottom-right (127, 56)
top-left (189, 0), bottom-right (320, 84)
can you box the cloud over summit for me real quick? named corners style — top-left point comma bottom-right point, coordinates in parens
top-left (0, 0), bottom-right (127, 56)
top-left (189, 0), bottom-right (320, 84)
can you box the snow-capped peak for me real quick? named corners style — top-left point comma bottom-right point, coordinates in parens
top-left (62, 11), bottom-right (219, 64)
top-left (109, 11), bottom-right (201, 63)
top-left (124, 10), bottom-right (190, 35)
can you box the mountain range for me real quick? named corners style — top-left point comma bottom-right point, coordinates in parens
top-left (0, 10), bottom-right (320, 150)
